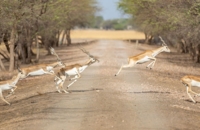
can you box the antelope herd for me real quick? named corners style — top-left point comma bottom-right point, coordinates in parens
top-left (0, 46), bottom-right (99, 105)
top-left (0, 37), bottom-right (200, 105)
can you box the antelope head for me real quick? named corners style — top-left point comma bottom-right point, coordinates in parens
top-left (159, 36), bottom-right (170, 52)
top-left (17, 67), bottom-right (26, 79)
top-left (17, 67), bottom-right (23, 75)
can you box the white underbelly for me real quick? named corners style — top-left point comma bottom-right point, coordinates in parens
top-left (136, 56), bottom-right (150, 64)
top-left (65, 68), bottom-right (78, 76)
top-left (0, 83), bottom-right (12, 91)
top-left (79, 66), bottom-right (87, 73)
top-left (191, 80), bottom-right (200, 87)
top-left (28, 69), bottom-right (46, 76)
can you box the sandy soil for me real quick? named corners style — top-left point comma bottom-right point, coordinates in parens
top-left (1, 40), bottom-right (200, 130)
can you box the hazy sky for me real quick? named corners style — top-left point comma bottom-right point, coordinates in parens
top-left (96, 0), bottom-right (128, 20)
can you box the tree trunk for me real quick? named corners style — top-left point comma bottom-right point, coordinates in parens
top-left (26, 29), bottom-right (32, 64)
top-left (182, 39), bottom-right (189, 53)
top-left (60, 30), bottom-right (66, 46)
top-left (21, 45), bottom-right (27, 64)
top-left (43, 37), bottom-right (51, 55)
top-left (196, 54), bottom-right (200, 63)
top-left (66, 29), bottom-right (71, 46)
top-left (36, 36), bottom-right (40, 62)
top-left (0, 57), bottom-right (6, 71)
top-left (56, 30), bottom-right (61, 47)
top-left (3, 31), bottom-right (10, 53)
top-left (195, 44), bottom-right (200, 63)
top-left (9, 27), bottom-right (16, 71)
top-left (176, 42), bottom-right (183, 53)
top-left (144, 33), bottom-right (150, 44)
top-left (27, 43), bottom-right (32, 63)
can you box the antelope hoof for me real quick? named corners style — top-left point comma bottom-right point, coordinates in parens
top-left (6, 102), bottom-right (11, 105)
top-left (191, 99), bottom-right (197, 103)
top-left (8, 91), bottom-right (14, 95)
top-left (63, 90), bottom-right (69, 93)
top-left (57, 90), bottom-right (62, 93)
top-left (5, 95), bottom-right (11, 98)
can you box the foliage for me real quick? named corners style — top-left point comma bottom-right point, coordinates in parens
top-left (0, 0), bottom-right (98, 71)
top-left (118, 0), bottom-right (200, 62)
top-left (101, 18), bottom-right (130, 30)
top-left (90, 16), bottom-right (104, 29)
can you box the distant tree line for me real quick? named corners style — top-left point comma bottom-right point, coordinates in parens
top-left (90, 16), bottom-right (131, 30)
top-left (0, 0), bottom-right (98, 71)
top-left (118, 0), bottom-right (200, 63)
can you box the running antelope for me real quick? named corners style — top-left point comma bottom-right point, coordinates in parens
top-left (115, 36), bottom-right (170, 76)
top-left (181, 75), bottom-right (200, 103)
top-left (0, 70), bottom-right (23, 105)
top-left (19, 47), bottom-right (65, 79)
top-left (54, 47), bottom-right (99, 93)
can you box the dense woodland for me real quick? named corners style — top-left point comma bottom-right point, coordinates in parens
top-left (0, 0), bottom-right (98, 71)
top-left (118, 0), bottom-right (200, 63)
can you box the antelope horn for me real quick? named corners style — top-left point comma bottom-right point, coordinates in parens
top-left (79, 46), bottom-right (100, 62)
top-left (49, 47), bottom-right (55, 55)
top-left (17, 67), bottom-right (22, 73)
top-left (49, 47), bottom-right (61, 61)
top-left (78, 46), bottom-right (92, 57)
top-left (16, 63), bottom-right (22, 72)
top-left (159, 36), bottom-right (167, 46)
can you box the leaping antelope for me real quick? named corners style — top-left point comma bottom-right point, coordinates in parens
top-left (54, 47), bottom-right (99, 93)
top-left (0, 69), bottom-right (23, 105)
top-left (19, 47), bottom-right (65, 79)
top-left (181, 75), bottom-right (200, 103)
top-left (115, 36), bottom-right (170, 76)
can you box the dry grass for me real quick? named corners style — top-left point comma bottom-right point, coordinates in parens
top-left (71, 30), bottom-right (145, 40)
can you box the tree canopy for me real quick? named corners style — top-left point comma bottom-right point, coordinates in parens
top-left (0, 0), bottom-right (98, 71)
top-left (118, 0), bottom-right (200, 62)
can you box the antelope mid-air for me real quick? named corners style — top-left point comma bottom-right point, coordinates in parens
top-left (54, 47), bottom-right (99, 93)
top-left (19, 47), bottom-right (65, 79)
top-left (181, 75), bottom-right (200, 103)
top-left (0, 69), bottom-right (23, 105)
top-left (115, 36), bottom-right (170, 76)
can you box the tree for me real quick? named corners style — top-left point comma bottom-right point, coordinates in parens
top-left (90, 16), bottom-right (104, 29)
top-left (0, 0), bottom-right (99, 71)
top-left (118, 0), bottom-right (200, 62)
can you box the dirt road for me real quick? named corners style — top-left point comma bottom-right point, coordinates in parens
top-left (1, 40), bottom-right (200, 130)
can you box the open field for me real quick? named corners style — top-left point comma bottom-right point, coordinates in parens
top-left (71, 30), bottom-right (145, 40)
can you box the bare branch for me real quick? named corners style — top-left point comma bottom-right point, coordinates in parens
top-left (0, 51), bottom-right (9, 61)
